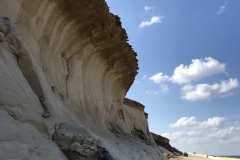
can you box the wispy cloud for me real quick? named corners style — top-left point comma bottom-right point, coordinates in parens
top-left (181, 78), bottom-right (239, 101)
top-left (139, 16), bottom-right (164, 28)
top-left (216, 2), bottom-right (228, 15)
top-left (160, 84), bottom-right (169, 94)
top-left (142, 75), bottom-right (147, 79)
top-left (149, 72), bottom-right (169, 83)
top-left (134, 80), bottom-right (140, 84)
top-left (144, 6), bottom-right (154, 12)
top-left (145, 90), bottom-right (160, 95)
top-left (145, 84), bottom-right (169, 95)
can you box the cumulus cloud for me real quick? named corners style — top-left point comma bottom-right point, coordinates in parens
top-left (162, 130), bottom-right (187, 140)
top-left (170, 57), bottom-right (226, 84)
top-left (181, 78), bottom-right (239, 101)
top-left (149, 57), bottom-right (238, 101)
top-left (144, 6), bottom-right (154, 12)
top-left (149, 57), bottom-right (227, 84)
top-left (200, 117), bottom-right (226, 128)
top-left (162, 116), bottom-right (240, 152)
top-left (149, 72), bottom-right (169, 83)
top-left (188, 130), bottom-right (202, 136)
top-left (139, 16), bottom-right (164, 28)
top-left (170, 117), bottom-right (198, 128)
top-left (209, 127), bottom-right (236, 139)
top-left (170, 116), bottom-right (226, 128)
top-left (216, 2), bottom-right (228, 15)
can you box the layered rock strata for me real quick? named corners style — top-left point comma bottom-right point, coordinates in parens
top-left (0, 0), bottom-right (167, 159)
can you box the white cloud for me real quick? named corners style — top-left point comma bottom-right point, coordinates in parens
top-left (209, 127), bottom-right (236, 139)
top-left (160, 84), bottom-right (169, 94)
top-left (149, 57), bottom-right (238, 101)
top-left (200, 117), bottom-right (226, 128)
top-left (170, 117), bottom-right (197, 128)
top-left (170, 57), bottom-right (226, 84)
top-left (170, 116), bottom-right (226, 128)
top-left (188, 130), bottom-right (202, 136)
top-left (139, 16), bottom-right (164, 28)
top-left (150, 57), bottom-right (227, 84)
top-left (216, 2), bottom-right (228, 15)
top-left (162, 130), bottom-right (187, 140)
top-left (181, 78), bottom-right (239, 101)
top-left (144, 6), bottom-right (154, 12)
top-left (162, 116), bottom-right (240, 154)
top-left (149, 72), bottom-right (169, 83)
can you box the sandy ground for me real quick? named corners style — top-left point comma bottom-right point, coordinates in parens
top-left (170, 155), bottom-right (209, 160)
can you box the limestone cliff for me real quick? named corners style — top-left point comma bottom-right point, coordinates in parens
top-left (151, 133), bottom-right (183, 156)
top-left (0, 0), bottom-right (167, 160)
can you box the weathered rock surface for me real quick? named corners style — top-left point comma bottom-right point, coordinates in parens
top-left (0, 0), bottom-right (169, 159)
top-left (151, 132), bottom-right (183, 157)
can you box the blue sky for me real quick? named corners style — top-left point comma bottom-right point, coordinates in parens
top-left (105, 0), bottom-right (240, 155)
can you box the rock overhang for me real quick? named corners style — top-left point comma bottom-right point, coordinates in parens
top-left (53, 0), bottom-right (139, 92)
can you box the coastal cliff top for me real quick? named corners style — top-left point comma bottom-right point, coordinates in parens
top-left (124, 98), bottom-right (145, 111)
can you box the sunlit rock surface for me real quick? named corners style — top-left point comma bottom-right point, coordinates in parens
top-left (0, 0), bottom-right (168, 159)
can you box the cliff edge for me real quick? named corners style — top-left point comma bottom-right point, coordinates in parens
top-left (0, 0), bottom-right (168, 159)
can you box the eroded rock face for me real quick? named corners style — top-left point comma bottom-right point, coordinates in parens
top-left (53, 124), bottom-right (99, 160)
top-left (151, 132), bottom-right (183, 156)
top-left (0, 0), bottom-right (167, 159)
top-left (0, 0), bottom-right (140, 134)
top-left (151, 133), bottom-right (172, 151)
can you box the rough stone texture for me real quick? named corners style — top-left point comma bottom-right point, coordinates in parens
top-left (0, 0), bottom-right (169, 160)
top-left (53, 124), bottom-right (99, 160)
top-left (152, 132), bottom-right (183, 156)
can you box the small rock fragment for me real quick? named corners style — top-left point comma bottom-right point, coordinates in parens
top-left (86, 149), bottom-right (95, 158)
top-left (70, 142), bottom-right (81, 151)
top-left (83, 137), bottom-right (94, 145)
top-left (42, 111), bottom-right (50, 118)
top-left (53, 129), bottom-right (73, 147)
top-left (89, 146), bottom-right (97, 151)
